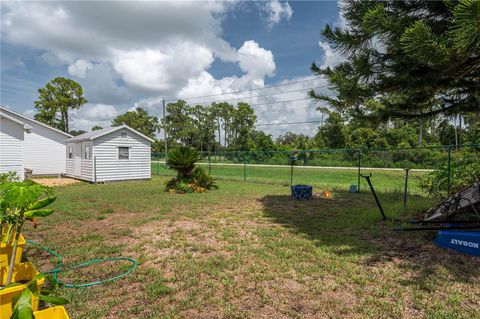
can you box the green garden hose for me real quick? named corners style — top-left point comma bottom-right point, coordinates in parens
top-left (26, 240), bottom-right (137, 288)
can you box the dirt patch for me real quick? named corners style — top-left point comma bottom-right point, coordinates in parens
top-left (31, 177), bottom-right (80, 187)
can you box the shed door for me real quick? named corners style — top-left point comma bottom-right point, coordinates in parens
top-left (74, 144), bottom-right (82, 176)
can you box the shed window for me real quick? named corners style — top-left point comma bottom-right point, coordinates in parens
top-left (118, 147), bottom-right (129, 160)
top-left (84, 145), bottom-right (91, 160)
top-left (68, 147), bottom-right (73, 159)
top-left (121, 132), bottom-right (127, 138)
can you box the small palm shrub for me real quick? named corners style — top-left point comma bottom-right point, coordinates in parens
top-left (193, 167), bottom-right (217, 190)
top-left (165, 147), bottom-right (217, 193)
top-left (166, 146), bottom-right (199, 180)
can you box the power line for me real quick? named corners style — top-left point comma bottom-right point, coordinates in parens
top-left (178, 85), bottom-right (326, 106)
top-left (248, 97), bottom-right (313, 107)
top-left (165, 77), bottom-right (320, 102)
top-left (256, 120), bottom-right (323, 126)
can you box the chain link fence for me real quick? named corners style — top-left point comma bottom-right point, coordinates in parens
top-left (151, 145), bottom-right (479, 210)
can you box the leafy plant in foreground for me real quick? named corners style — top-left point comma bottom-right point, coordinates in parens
top-left (0, 181), bottom-right (56, 286)
top-left (0, 171), bottom-right (21, 184)
top-left (9, 273), bottom-right (69, 319)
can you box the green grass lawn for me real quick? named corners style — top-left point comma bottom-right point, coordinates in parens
top-left (24, 177), bottom-right (478, 318)
top-left (152, 162), bottom-right (430, 195)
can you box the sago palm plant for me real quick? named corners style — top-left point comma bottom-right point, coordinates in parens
top-left (166, 146), bottom-right (199, 181)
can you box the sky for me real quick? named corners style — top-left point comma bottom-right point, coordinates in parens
top-left (1, 0), bottom-right (344, 137)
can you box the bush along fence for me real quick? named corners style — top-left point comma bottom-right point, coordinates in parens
top-left (152, 144), bottom-right (480, 204)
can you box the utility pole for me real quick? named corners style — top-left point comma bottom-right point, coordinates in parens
top-left (163, 99), bottom-right (168, 160)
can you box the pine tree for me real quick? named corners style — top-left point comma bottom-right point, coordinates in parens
top-left (34, 77), bottom-right (87, 133)
top-left (310, 0), bottom-right (480, 120)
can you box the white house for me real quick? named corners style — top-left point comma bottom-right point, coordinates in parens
top-left (0, 110), bottom-right (32, 180)
top-left (65, 125), bottom-right (153, 183)
top-left (0, 106), bottom-right (72, 176)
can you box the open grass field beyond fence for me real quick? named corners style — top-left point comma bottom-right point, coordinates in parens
top-left (152, 161), bottom-right (431, 196)
top-left (152, 145), bottom-right (480, 200)
top-left (25, 177), bottom-right (479, 318)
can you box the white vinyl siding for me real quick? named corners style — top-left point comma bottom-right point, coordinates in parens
top-left (66, 143), bottom-right (76, 175)
top-left (93, 129), bottom-right (151, 182)
top-left (65, 142), bottom-right (94, 182)
top-left (1, 108), bottom-right (70, 175)
top-left (81, 142), bottom-right (93, 181)
top-left (0, 117), bottom-right (24, 180)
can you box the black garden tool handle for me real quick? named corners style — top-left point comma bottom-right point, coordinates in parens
top-left (360, 173), bottom-right (387, 220)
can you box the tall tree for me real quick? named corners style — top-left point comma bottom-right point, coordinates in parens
top-left (315, 112), bottom-right (346, 149)
top-left (111, 107), bottom-right (159, 139)
top-left (310, 0), bottom-right (480, 121)
top-left (231, 102), bottom-right (257, 151)
top-left (189, 104), bottom-right (217, 152)
top-left (91, 125), bottom-right (103, 131)
top-left (34, 77), bottom-right (87, 133)
top-left (163, 100), bottom-right (192, 146)
top-left (211, 102), bottom-right (234, 148)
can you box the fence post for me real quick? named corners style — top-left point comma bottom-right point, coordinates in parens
top-left (403, 168), bottom-right (410, 211)
top-left (447, 145), bottom-right (452, 193)
top-left (243, 151), bottom-right (247, 182)
top-left (157, 152), bottom-right (160, 175)
top-left (357, 149), bottom-right (361, 192)
top-left (289, 155), bottom-right (295, 187)
top-left (208, 152), bottom-right (211, 175)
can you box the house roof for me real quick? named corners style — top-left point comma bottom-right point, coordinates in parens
top-left (1, 110), bottom-right (28, 127)
top-left (66, 125), bottom-right (154, 143)
top-left (0, 106), bottom-right (72, 137)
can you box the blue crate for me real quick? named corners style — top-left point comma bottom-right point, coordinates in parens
top-left (291, 184), bottom-right (312, 200)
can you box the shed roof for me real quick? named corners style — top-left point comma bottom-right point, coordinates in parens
top-left (0, 106), bottom-right (72, 137)
top-left (66, 125), bottom-right (154, 143)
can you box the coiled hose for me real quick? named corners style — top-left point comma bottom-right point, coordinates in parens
top-left (26, 240), bottom-right (137, 288)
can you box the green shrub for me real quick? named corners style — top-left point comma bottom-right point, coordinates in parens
top-left (193, 167), bottom-right (217, 190)
top-left (422, 150), bottom-right (480, 197)
top-left (166, 146), bottom-right (199, 180)
top-left (165, 147), bottom-right (217, 193)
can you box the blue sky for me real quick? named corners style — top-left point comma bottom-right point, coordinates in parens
top-left (1, 1), bottom-right (342, 136)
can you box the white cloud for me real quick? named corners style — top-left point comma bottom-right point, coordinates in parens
top-left (68, 59), bottom-right (93, 78)
top-left (78, 63), bottom-right (134, 105)
top-left (176, 39), bottom-right (276, 102)
top-left (238, 40), bottom-right (275, 78)
top-left (113, 42), bottom-right (214, 93)
top-left (318, 41), bottom-right (345, 68)
top-left (78, 103), bottom-right (117, 121)
top-left (0, 1), bottom-right (237, 101)
top-left (70, 103), bottom-right (119, 131)
top-left (263, 1), bottom-right (293, 30)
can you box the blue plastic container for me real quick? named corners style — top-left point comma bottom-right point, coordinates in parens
top-left (435, 230), bottom-right (480, 256)
top-left (291, 185), bottom-right (312, 200)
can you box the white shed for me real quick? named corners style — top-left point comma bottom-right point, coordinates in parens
top-left (65, 125), bottom-right (153, 183)
top-left (0, 110), bottom-right (31, 180)
top-left (0, 106), bottom-right (72, 176)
